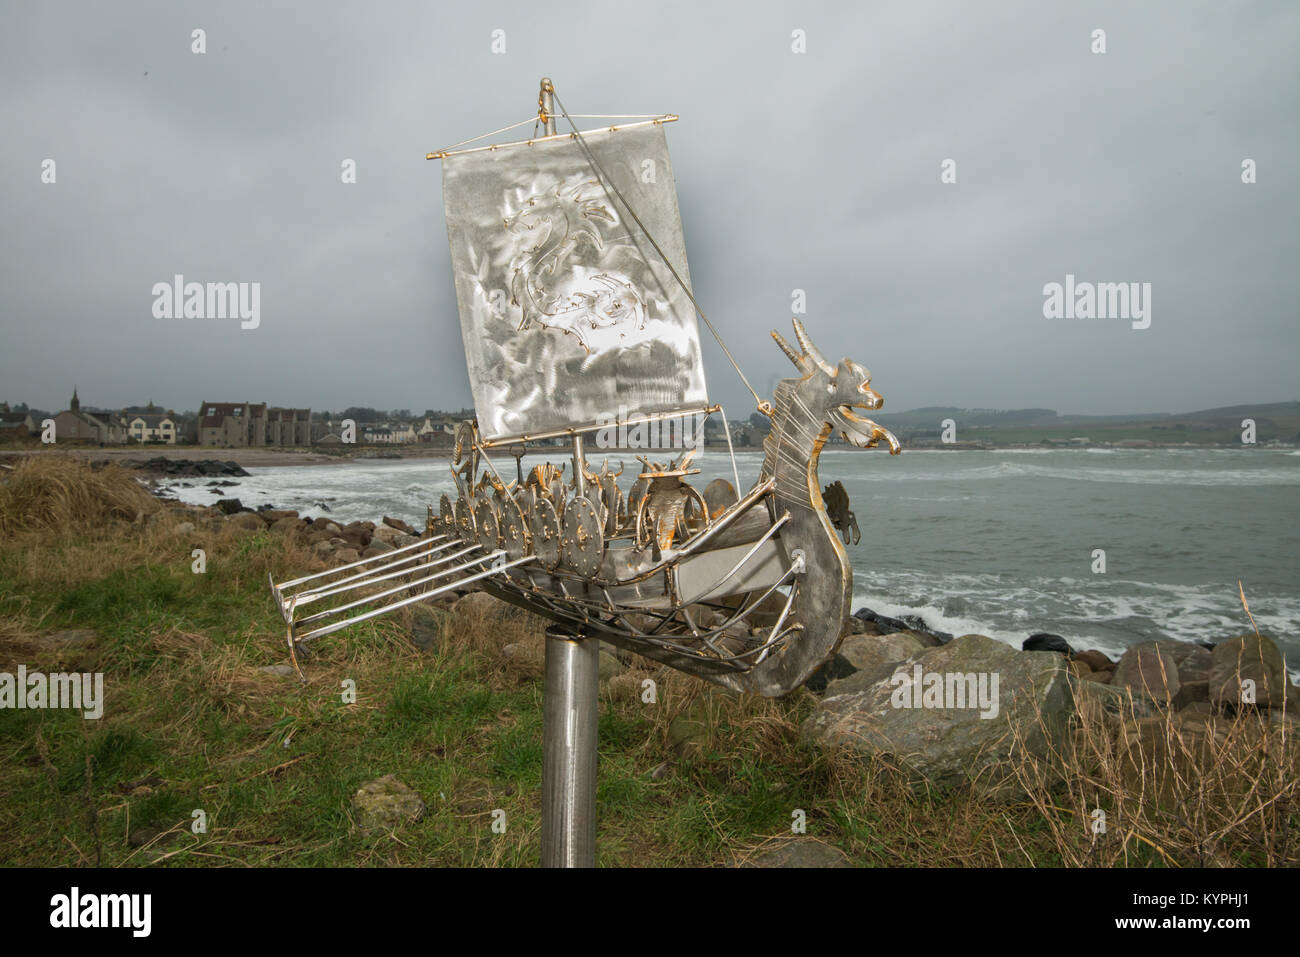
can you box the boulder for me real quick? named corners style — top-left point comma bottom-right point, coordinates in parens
top-left (335, 548), bottom-right (361, 565)
top-left (362, 540), bottom-right (395, 559)
top-left (1154, 640), bottom-right (1213, 683)
top-left (216, 498), bottom-right (246, 515)
top-left (1073, 677), bottom-right (1155, 720)
top-left (258, 509), bottom-right (299, 523)
top-left (408, 605), bottom-right (446, 651)
top-left (838, 632), bottom-right (927, 674)
top-left (1209, 634), bottom-right (1289, 710)
top-left (1174, 679), bottom-right (1210, 710)
top-left (1110, 641), bottom-right (1180, 707)
top-left (269, 517), bottom-right (299, 535)
top-left (353, 774), bottom-right (426, 832)
top-left (1071, 649), bottom-right (1114, 672)
top-left (803, 634), bottom-right (1073, 796)
top-left (226, 511), bottom-right (266, 533)
top-left (371, 523), bottom-right (403, 544)
top-left (842, 615), bottom-right (871, 636)
top-left (804, 654), bottom-right (856, 694)
top-left (1115, 714), bottom-right (1231, 805)
top-left (451, 591), bottom-right (502, 618)
top-left (383, 516), bottom-right (418, 535)
top-left (822, 632), bottom-right (927, 697)
top-left (852, 607), bottom-right (952, 645)
top-left (1023, 633), bottom-right (1072, 655)
top-left (1067, 660), bottom-right (1093, 680)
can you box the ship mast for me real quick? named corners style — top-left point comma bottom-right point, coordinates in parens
top-left (536, 76), bottom-right (599, 869)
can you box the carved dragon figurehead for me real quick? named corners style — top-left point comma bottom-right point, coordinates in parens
top-left (770, 318), bottom-right (901, 455)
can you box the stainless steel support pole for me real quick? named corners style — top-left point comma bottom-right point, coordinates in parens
top-left (541, 625), bottom-right (599, 867)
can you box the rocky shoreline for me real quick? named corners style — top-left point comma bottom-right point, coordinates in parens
top-left (164, 491), bottom-right (1297, 802)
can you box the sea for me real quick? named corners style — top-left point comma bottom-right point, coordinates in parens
top-left (159, 447), bottom-right (1300, 669)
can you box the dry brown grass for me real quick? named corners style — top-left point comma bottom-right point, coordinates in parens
top-left (1010, 682), bottom-right (1297, 866)
top-left (0, 456), bottom-right (159, 536)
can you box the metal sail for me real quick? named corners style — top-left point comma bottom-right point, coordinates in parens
top-left (441, 122), bottom-right (708, 443)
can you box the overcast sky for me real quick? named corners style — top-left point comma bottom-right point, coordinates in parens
top-left (3, 0), bottom-right (1297, 418)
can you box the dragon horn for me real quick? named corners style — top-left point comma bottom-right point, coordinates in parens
top-left (771, 329), bottom-right (807, 371)
top-left (792, 318), bottom-right (835, 376)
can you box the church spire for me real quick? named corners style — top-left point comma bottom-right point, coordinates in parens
top-left (70, 387), bottom-right (80, 413)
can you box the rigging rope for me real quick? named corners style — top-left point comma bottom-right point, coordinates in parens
top-left (551, 92), bottom-right (772, 417)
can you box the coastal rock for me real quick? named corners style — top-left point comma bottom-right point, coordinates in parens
top-left (226, 511), bottom-right (265, 533)
top-left (1110, 641), bottom-right (1180, 706)
top-left (1071, 650), bottom-right (1114, 672)
top-left (451, 591), bottom-right (501, 618)
top-left (1023, 633), bottom-right (1072, 655)
top-left (353, 774), bottom-right (426, 832)
top-left (340, 521), bottom-right (373, 548)
top-left (363, 540), bottom-right (395, 558)
top-left (216, 497), bottom-right (246, 516)
top-left (842, 615), bottom-right (871, 636)
top-left (258, 508), bottom-right (299, 523)
top-left (803, 634), bottom-right (1073, 797)
top-left (852, 607), bottom-right (952, 646)
top-left (408, 605), bottom-right (446, 651)
top-left (850, 609), bottom-right (884, 636)
top-left (1174, 679), bottom-right (1210, 710)
top-left (383, 516), bottom-right (418, 535)
top-left (1153, 640), bottom-right (1214, 683)
top-left (823, 632), bottom-right (927, 697)
top-left (371, 523), bottom-right (403, 544)
top-left (838, 632), bottom-right (927, 674)
top-left (1209, 634), bottom-right (1289, 710)
top-left (804, 654), bottom-right (856, 694)
top-left (1073, 676), bottom-right (1155, 719)
top-left (137, 457), bottom-right (249, 478)
top-left (334, 548), bottom-right (361, 565)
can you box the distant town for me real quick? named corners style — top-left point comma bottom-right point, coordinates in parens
top-left (1, 390), bottom-right (1297, 451)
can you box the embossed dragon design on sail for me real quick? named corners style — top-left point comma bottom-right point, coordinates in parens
top-left (503, 174), bottom-right (648, 352)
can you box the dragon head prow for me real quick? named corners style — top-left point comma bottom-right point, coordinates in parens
top-left (771, 318), bottom-right (902, 454)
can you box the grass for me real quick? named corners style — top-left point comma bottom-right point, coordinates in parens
top-left (0, 456), bottom-right (1294, 867)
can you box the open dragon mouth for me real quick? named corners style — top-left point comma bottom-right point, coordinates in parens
top-left (827, 404), bottom-right (902, 453)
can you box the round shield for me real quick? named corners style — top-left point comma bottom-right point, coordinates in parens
top-left (475, 498), bottom-right (501, 552)
top-left (500, 499), bottom-right (531, 560)
top-left (529, 496), bottom-right (561, 570)
top-left (703, 477), bottom-right (739, 521)
top-left (561, 496), bottom-right (604, 578)
top-left (453, 496), bottom-right (475, 542)
top-left (439, 493), bottom-right (454, 534)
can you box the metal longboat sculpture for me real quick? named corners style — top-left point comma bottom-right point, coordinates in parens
top-left (270, 80), bottom-right (901, 698)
